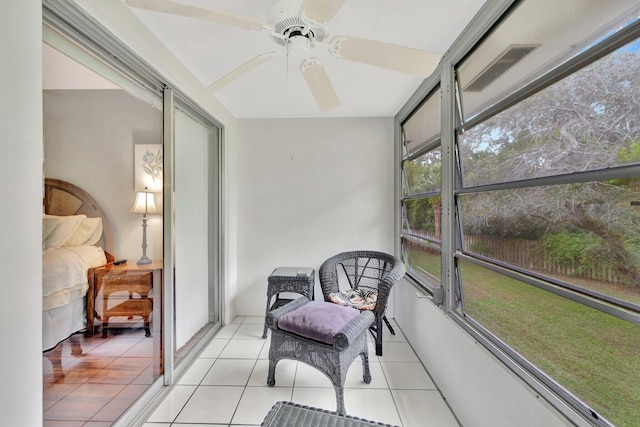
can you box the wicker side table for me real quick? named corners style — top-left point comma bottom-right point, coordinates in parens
top-left (100, 271), bottom-right (153, 337)
top-left (261, 401), bottom-right (399, 427)
top-left (262, 267), bottom-right (315, 338)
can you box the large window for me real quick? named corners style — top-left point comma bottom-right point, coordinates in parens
top-left (401, 86), bottom-right (443, 290)
top-left (400, 1), bottom-right (640, 425)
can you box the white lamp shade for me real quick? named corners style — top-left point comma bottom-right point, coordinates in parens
top-left (130, 191), bottom-right (159, 214)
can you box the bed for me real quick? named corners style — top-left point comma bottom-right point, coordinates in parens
top-left (42, 178), bottom-right (114, 354)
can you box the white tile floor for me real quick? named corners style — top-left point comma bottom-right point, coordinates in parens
top-left (141, 316), bottom-right (459, 426)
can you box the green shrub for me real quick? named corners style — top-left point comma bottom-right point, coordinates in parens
top-left (541, 230), bottom-right (600, 268)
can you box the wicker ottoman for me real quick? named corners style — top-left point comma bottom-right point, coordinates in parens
top-left (265, 296), bottom-right (374, 416)
top-left (261, 401), bottom-right (399, 426)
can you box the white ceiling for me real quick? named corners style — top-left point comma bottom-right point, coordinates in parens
top-left (72, 0), bottom-right (487, 118)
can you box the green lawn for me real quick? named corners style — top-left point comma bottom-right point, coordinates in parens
top-left (407, 248), bottom-right (640, 426)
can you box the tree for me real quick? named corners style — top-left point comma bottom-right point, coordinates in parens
top-left (458, 48), bottom-right (640, 285)
top-left (404, 149), bottom-right (442, 240)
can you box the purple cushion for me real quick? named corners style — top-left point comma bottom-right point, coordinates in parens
top-left (277, 301), bottom-right (360, 345)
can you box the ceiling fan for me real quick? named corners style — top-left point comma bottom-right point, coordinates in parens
top-left (125, 0), bottom-right (440, 111)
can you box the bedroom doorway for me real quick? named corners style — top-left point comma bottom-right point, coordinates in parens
top-left (42, 3), bottom-right (225, 420)
top-left (42, 39), bottom-right (166, 424)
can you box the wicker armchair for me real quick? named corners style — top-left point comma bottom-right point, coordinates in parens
top-left (319, 250), bottom-right (405, 356)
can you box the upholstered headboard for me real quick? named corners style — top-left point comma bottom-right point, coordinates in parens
top-left (44, 178), bottom-right (115, 262)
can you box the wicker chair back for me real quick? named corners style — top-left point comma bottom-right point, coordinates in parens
top-left (319, 250), bottom-right (405, 356)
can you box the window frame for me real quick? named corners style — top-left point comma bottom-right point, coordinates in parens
top-left (396, 1), bottom-right (640, 425)
top-left (400, 83), bottom-right (444, 296)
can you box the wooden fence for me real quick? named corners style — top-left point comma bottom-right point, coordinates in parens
top-left (406, 232), bottom-right (624, 284)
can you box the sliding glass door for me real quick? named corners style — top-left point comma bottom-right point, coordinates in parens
top-left (173, 104), bottom-right (221, 367)
top-left (42, 35), bottom-right (166, 424)
top-left (43, 2), bottom-right (224, 424)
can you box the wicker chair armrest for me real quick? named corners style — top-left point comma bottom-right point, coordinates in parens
top-left (265, 296), bottom-right (310, 330)
top-left (319, 258), bottom-right (340, 299)
top-left (388, 261), bottom-right (407, 283)
top-left (334, 310), bottom-right (374, 350)
top-left (372, 261), bottom-right (406, 315)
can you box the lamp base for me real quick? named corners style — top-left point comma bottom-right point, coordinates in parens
top-left (137, 256), bottom-right (152, 265)
top-left (137, 215), bottom-right (152, 265)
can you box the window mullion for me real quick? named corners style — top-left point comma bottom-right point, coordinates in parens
top-left (441, 61), bottom-right (457, 312)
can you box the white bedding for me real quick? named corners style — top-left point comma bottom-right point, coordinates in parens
top-left (42, 245), bottom-right (106, 351)
top-left (42, 245), bottom-right (107, 310)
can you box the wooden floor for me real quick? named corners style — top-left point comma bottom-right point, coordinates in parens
top-left (43, 321), bottom-right (159, 426)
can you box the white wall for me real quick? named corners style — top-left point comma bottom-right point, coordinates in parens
top-left (234, 117), bottom-right (396, 316)
top-left (0, 2), bottom-right (44, 426)
top-left (43, 89), bottom-right (164, 263)
top-left (395, 279), bottom-right (579, 427)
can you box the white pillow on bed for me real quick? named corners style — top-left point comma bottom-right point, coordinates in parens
top-left (42, 215), bottom-right (59, 242)
top-left (42, 214), bottom-right (86, 250)
top-left (63, 217), bottom-right (103, 247)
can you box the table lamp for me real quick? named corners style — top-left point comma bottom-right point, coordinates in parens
top-left (130, 187), bottom-right (158, 265)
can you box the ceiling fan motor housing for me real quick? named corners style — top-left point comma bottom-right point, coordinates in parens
top-left (267, 0), bottom-right (327, 46)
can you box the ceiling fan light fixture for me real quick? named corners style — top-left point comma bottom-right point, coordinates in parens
top-left (288, 33), bottom-right (311, 59)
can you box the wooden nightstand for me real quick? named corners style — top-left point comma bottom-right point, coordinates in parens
top-left (87, 261), bottom-right (162, 337)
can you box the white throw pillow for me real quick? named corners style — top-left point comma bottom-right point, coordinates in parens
top-left (63, 217), bottom-right (103, 247)
top-left (42, 214), bottom-right (86, 250)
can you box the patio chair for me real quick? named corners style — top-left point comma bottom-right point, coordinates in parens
top-left (319, 250), bottom-right (405, 356)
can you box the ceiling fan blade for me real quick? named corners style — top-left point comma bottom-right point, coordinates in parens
top-left (300, 0), bottom-right (348, 25)
top-left (300, 58), bottom-right (340, 111)
top-left (203, 52), bottom-right (276, 95)
top-left (330, 36), bottom-right (440, 77)
top-left (125, 0), bottom-right (265, 32)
